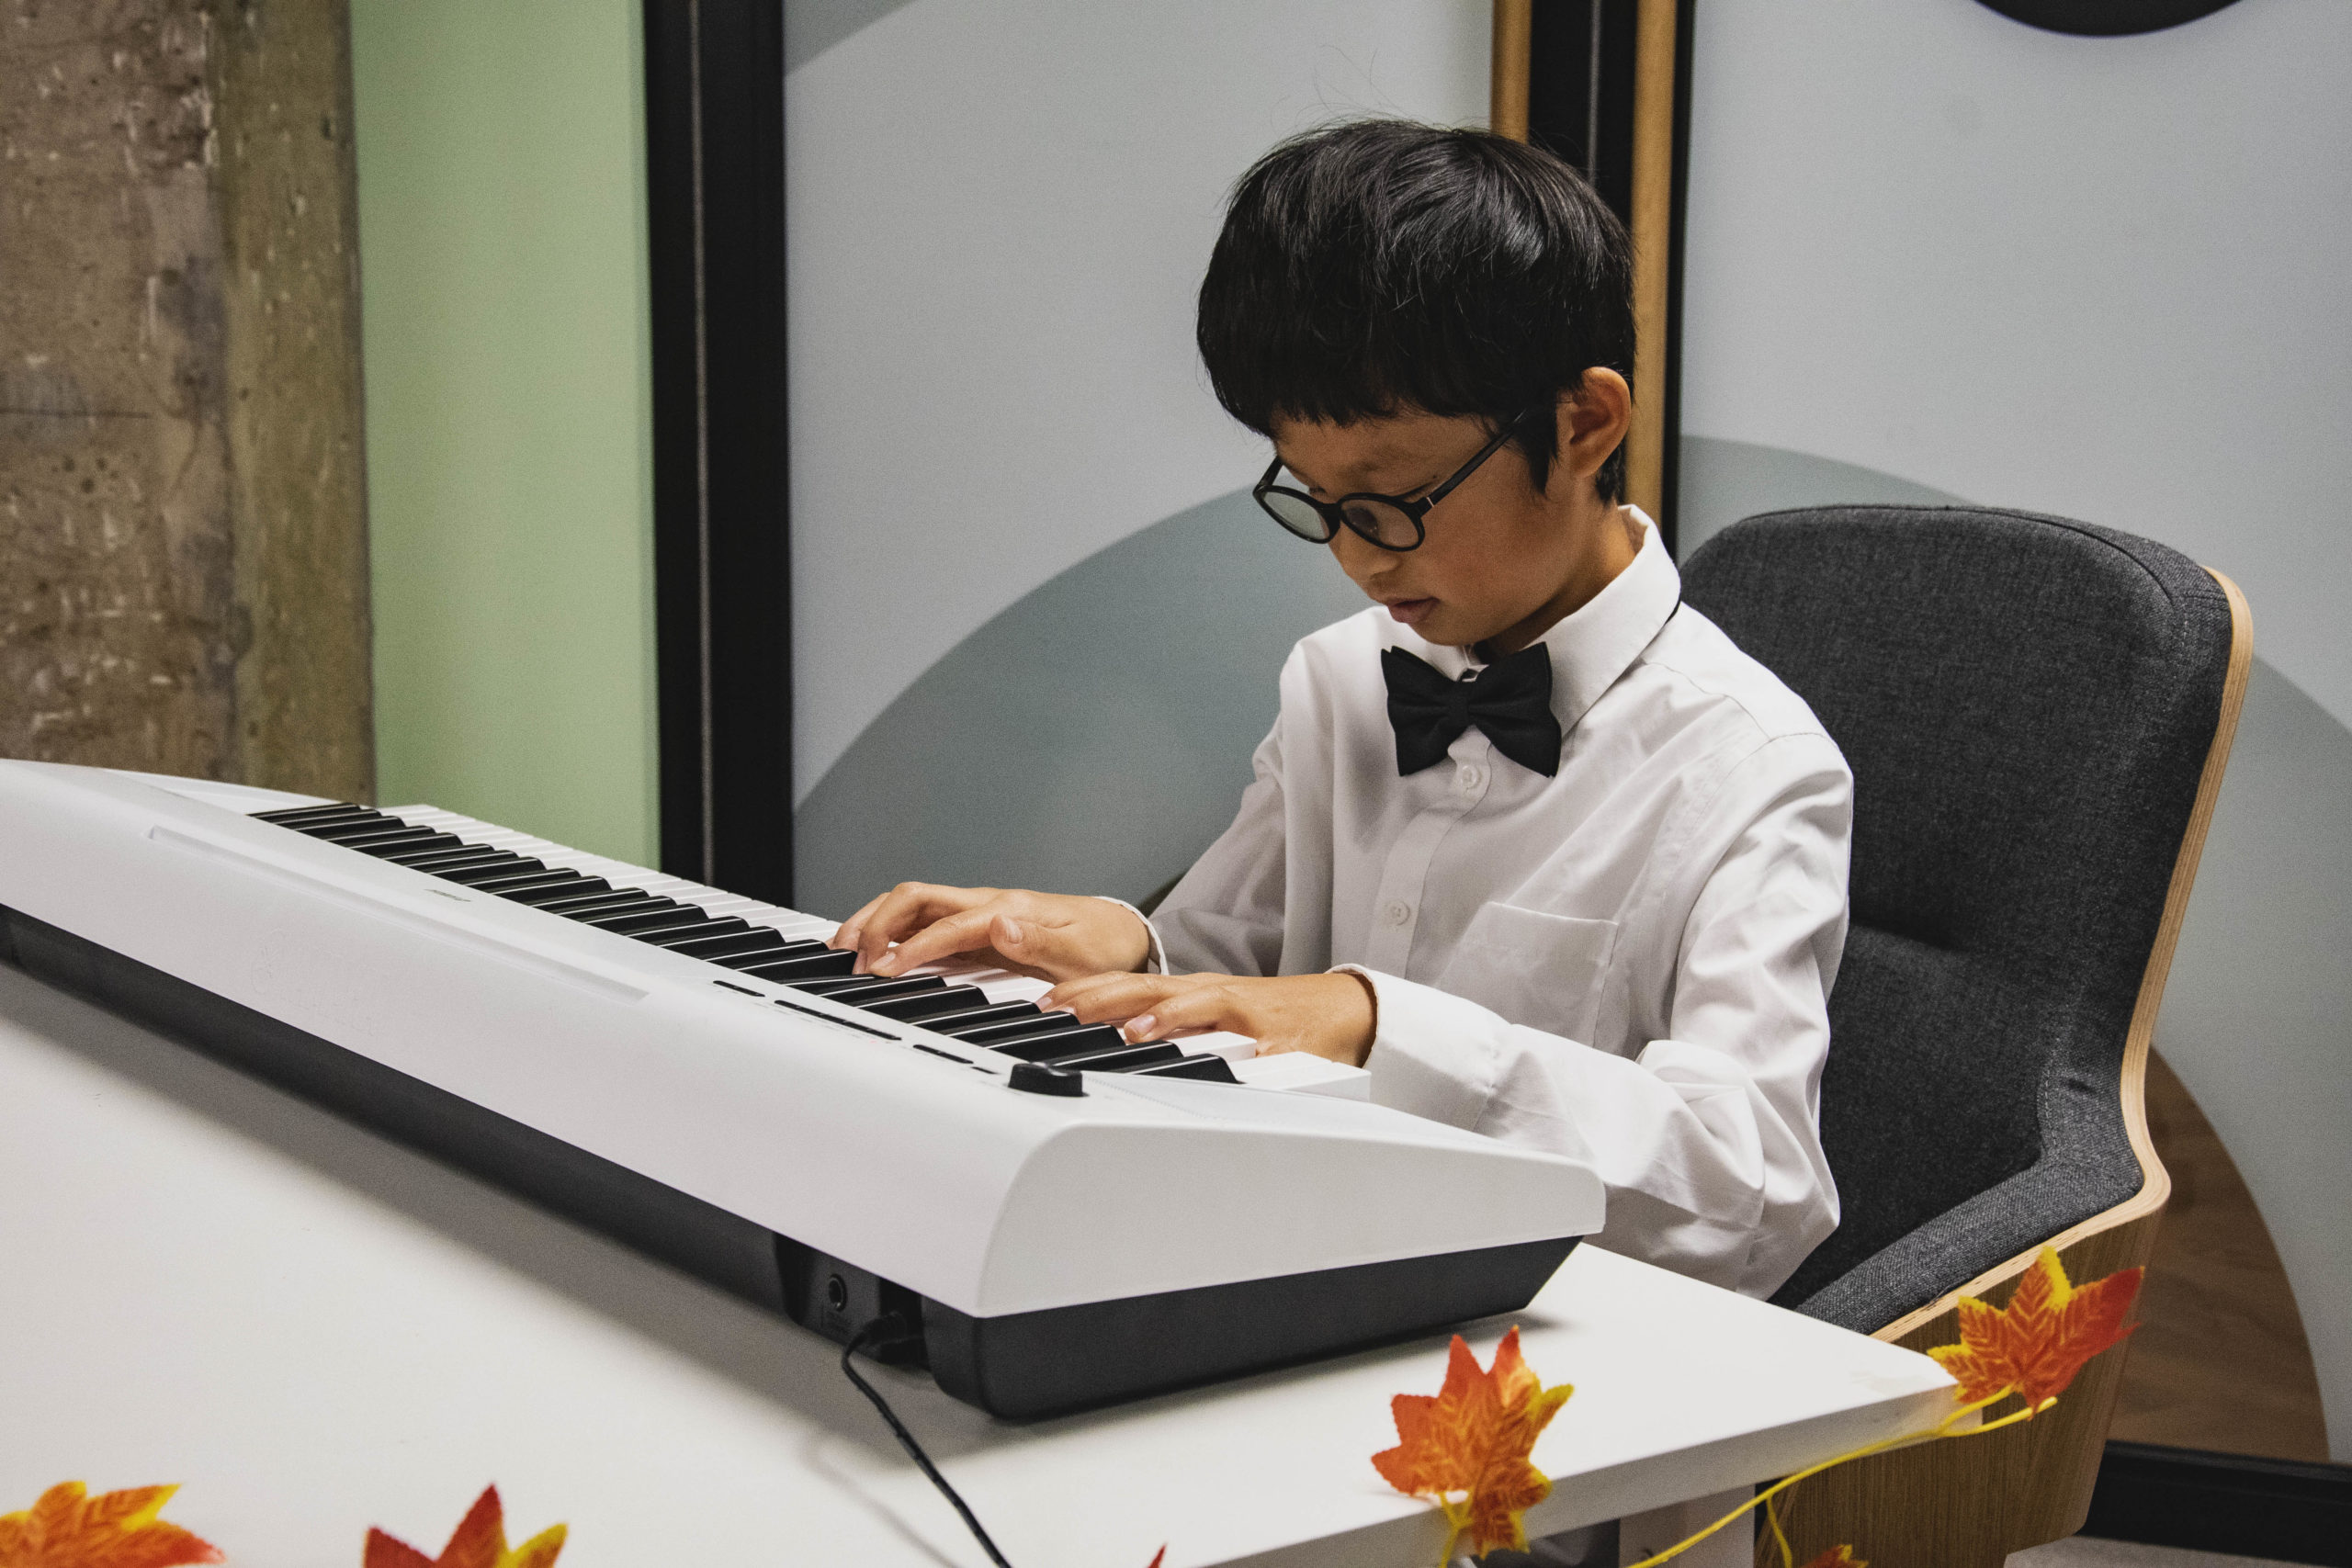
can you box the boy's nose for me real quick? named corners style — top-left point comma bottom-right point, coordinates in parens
top-left (1328, 527), bottom-right (1389, 585)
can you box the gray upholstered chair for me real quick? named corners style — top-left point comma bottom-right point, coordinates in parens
top-left (1679, 505), bottom-right (2250, 1568)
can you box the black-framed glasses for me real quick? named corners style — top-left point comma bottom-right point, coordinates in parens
top-left (1251, 405), bottom-right (1544, 553)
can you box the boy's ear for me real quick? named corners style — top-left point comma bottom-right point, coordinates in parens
top-left (1551, 368), bottom-right (1632, 494)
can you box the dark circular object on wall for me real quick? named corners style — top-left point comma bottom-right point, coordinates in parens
top-left (1974, 0), bottom-right (2242, 35)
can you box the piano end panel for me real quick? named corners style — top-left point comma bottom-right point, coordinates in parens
top-left (0, 905), bottom-right (792, 1317)
top-left (922, 1235), bottom-right (1581, 1420)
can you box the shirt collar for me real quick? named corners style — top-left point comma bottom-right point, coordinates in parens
top-left (1381, 506), bottom-right (1680, 735)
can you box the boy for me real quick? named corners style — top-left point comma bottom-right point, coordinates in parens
top-left (832, 120), bottom-right (1846, 1299)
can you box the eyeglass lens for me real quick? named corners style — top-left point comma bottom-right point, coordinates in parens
top-left (1261, 489), bottom-right (1333, 542)
top-left (1340, 498), bottom-right (1419, 549)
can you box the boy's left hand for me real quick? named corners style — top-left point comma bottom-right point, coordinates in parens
top-left (1040, 970), bottom-right (1377, 1066)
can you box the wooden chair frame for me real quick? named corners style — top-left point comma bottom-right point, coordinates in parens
top-left (1761, 570), bottom-right (2255, 1568)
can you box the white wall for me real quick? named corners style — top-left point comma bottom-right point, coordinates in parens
top-left (1679, 0), bottom-right (2352, 1456)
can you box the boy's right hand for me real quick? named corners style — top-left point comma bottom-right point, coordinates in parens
top-left (829, 884), bottom-right (1153, 984)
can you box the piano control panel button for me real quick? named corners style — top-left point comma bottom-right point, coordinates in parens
top-left (1009, 1062), bottom-right (1085, 1097)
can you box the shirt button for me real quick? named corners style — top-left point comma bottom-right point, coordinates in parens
top-left (1384, 899), bottom-right (1412, 926)
top-left (1457, 764), bottom-right (1486, 792)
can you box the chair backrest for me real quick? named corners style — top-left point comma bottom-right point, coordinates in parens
top-left (1681, 505), bottom-right (2235, 1332)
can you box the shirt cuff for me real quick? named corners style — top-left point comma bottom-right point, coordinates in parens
top-left (1332, 964), bottom-right (1498, 1130)
top-left (1091, 896), bottom-right (1167, 975)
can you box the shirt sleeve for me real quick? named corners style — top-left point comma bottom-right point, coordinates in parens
top-left (1350, 735), bottom-right (1849, 1299)
top-left (1149, 724), bottom-right (1292, 978)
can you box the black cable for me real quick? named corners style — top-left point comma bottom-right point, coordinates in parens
top-left (842, 1316), bottom-right (1016, 1568)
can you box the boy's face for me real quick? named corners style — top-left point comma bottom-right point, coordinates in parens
top-left (1271, 394), bottom-right (1632, 654)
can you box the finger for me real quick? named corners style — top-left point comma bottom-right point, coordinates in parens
top-left (848, 884), bottom-right (989, 970)
top-left (1045, 972), bottom-right (1188, 1024)
top-left (870, 905), bottom-right (1013, 976)
top-left (827, 888), bottom-right (898, 953)
top-left (1121, 985), bottom-right (1241, 1042)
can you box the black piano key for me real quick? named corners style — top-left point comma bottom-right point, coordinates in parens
top-left (500, 875), bottom-right (612, 906)
top-left (926, 1000), bottom-right (1046, 1037)
top-left (309, 820), bottom-right (420, 845)
top-left (436, 856), bottom-right (539, 884)
top-left (862, 985), bottom-right (988, 1021)
top-left (788, 973), bottom-right (885, 995)
top-left (392, 845), bottom-right (508, 871)
top-left (1035, 1041), bottom-right (1184, 1074)
top-left (464, 869), bottom-right (587, 897)
top-left (709, 939), bottom-right (830, 969)
top-left (793, 976), bottom-right (947, 1007)
top-left (735, 949), bottom-right (858, 982)
top-left (958, 1011), bottom-right (1088, 1047)
top-left (286, 810), bottom-right (397, 836)
top-left (663, 928), bottom-right (804, 960)
top-left (1129, 1052), bottom-right (1242, 1084)
top-left (595, 908), bottom-right (716, 939)
top-left (573, 897), bottom-right (684, 925)
top-left (255, 802), bottom-right (372, 826)
top-left (537, 887), bottom-right (658, 916)
top-left (352, 831), bottom-right (465, 859)
top-left (989, 1024), bottom-right (1130, 1063)
top-left (636, 918), bottom-right (756, 948)
top-left (385, 840), bottom-right (497, 866)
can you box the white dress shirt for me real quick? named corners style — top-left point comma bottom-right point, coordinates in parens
top-left (1150, 513), bottom-right (1849, 1298)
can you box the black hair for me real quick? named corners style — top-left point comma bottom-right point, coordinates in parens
top-left (1197, 118), bottom-right (1634, 502)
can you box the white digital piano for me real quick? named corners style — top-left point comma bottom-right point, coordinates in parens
top-left (0, 761), bottom-right (1604, 1419)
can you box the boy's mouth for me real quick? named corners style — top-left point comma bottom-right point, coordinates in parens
top-left (1383, 596), bottom-right (1438, 626)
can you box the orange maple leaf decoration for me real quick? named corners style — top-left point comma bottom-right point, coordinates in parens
top-left (364, 1486), bottom-right (566, 1568)
top-left (0, 1483), bottom-right (223, 1568)
top-left (1799, 1550), bottom-right (1866, 1568)
top-left (1928, 1247), bottom-right (2143, 1413)
top-left (1373, 1326), bottom-right (1574, 1560)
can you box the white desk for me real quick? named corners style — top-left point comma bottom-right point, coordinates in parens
top-left (0, 962), bottom-right (1953, 1567)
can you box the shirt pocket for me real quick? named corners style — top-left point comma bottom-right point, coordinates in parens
top-left (1435, 902), bottom-right (1620, 1043)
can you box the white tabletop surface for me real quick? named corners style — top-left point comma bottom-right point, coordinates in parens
top-left (0, 962), bottom-right (1954, 1567)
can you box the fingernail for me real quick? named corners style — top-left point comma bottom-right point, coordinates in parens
top-left (1126, 1014), bottom-right (1157, 1040)
top-left (872, 952), bottom-right (899, 976)
top-left (1001, 919), bottom-right (1023, 946)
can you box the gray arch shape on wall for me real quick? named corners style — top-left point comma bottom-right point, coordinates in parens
top-left (794, 487), bottom-right (1367, 919)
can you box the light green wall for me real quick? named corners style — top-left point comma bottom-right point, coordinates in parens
top-left (351, 0), bottom-right (658, 864)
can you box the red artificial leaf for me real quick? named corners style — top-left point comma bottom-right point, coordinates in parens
top-left (1799, 1549), bottom-right (1866, 1568)
top-left (0, 1483), bottom-right (223, 1568)
top-left (1928, 1247), bottom-right (2142, 1412)
top-left (1143, 1551), bottom-right (1166, 1568)
top-left (1372, 1326), bottom-right (1574, 1559)
top-left (364, 1486), bottom-right (566, 1568)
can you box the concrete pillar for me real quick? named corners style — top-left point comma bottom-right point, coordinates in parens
top-left (1, 0), bottom-right (371, 800)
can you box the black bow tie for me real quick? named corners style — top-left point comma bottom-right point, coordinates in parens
top-left (1381, 644), bottom-right (1563, 778)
